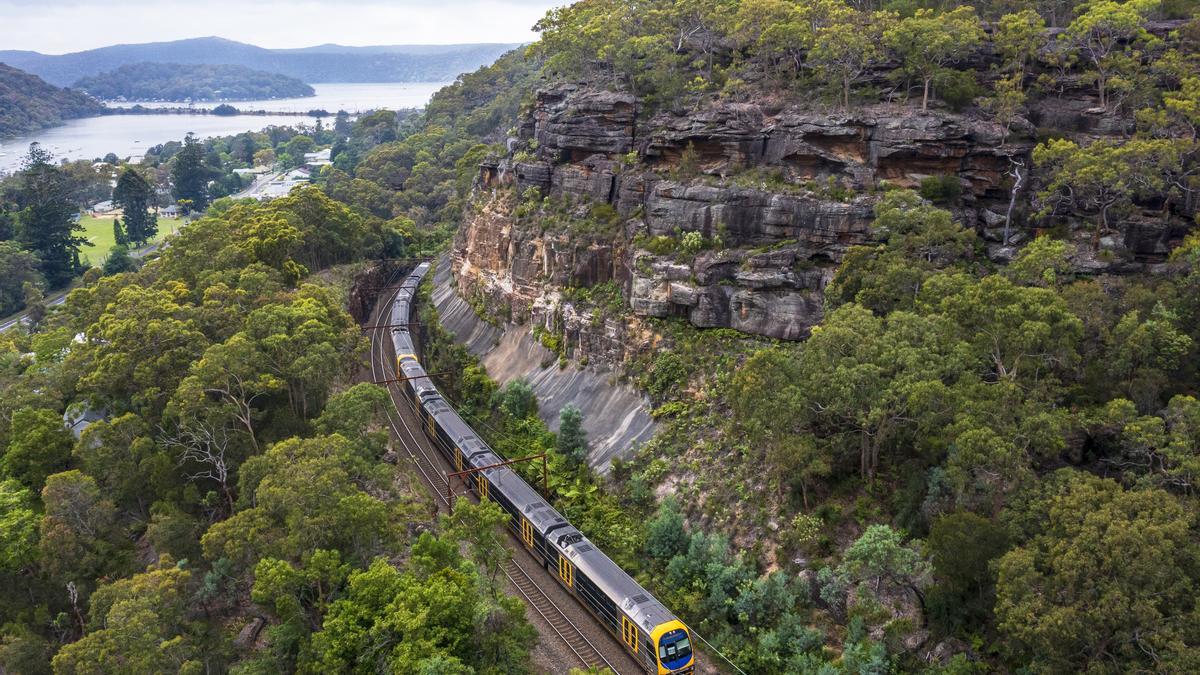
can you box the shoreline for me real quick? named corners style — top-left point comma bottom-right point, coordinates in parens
top-left (100, 106), bottom-right (329, 118)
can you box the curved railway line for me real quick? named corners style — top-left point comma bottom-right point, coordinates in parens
top-left (365, 268), bottom-right (628, 674)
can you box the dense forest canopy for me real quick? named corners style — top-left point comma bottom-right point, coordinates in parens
top-left (530, 0), bottom-right (1198, 113)
top-left (1, 0), bottom-right (1200, 673)
top-left (73, 62), bottom-right (316, 102)
top-left (0, 182), bottom-right (536, 672)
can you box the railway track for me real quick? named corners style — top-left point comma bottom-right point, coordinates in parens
top-left (366, 274), bottom-right (624, 675)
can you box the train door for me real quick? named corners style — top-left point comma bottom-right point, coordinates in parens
top-left (620, 616), bottom-right (639, 654)
top-left (520, 518), bottom-right (534, 549)
top-left (557, 555), bottom-right (574, 588)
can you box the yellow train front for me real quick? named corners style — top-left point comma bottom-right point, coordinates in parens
top-left (651, 621), bottom-right (694, 673)
top-left (389, 262), bottom-right (695, 674)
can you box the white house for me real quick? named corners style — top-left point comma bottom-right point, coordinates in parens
top-left (303, 148), bottom-right (332, 167)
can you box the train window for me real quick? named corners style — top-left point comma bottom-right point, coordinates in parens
top-left (520, 518), bottom-right (534, 548)
top-left (659, 633), bottom-right (692, 664)
top-left (620, 616), bottom-right (638, 653)
top-left (558, 556), bottom-right (573, 587)
top-left (478, 475), bottom-right (489, 500)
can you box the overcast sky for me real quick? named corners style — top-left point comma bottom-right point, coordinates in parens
top-left (0, 0), bottom-right (562, 53)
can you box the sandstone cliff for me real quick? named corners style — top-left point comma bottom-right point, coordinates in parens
top-left (451, 79), bottom-right (1192, 360)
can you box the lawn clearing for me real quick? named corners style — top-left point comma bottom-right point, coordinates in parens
top-left (78, 214), bottom-right (182, 266)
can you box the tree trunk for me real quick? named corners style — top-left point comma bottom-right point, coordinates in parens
top-left (843, 76), bottom-right (851, 111)
top-left (908, 584), bottom-right (929, 627)
top-left (1094, 206), bottom-right (1108, 251)
top-left (1004, 160), bottom-right (1025, 245)
top-left (242, 412), bottom-right (259, 452)
top-left (860, 430), bottom-right (871, 479)
top-left (922, 77), bottom-right (931, 112)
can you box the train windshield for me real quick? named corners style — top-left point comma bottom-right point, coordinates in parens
top-left (659, 631), bottom-right (692, 665)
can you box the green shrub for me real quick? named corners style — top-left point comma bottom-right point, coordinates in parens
top-left (533, 326), bottom-right (563, 356)
top-left (638, 234), bottom-right (679, 256)
top-left (673, 142), bottom-right (701, 180)
top-left (680, 231), bottom-right (705, 256)
top-left (919, 174), bottom-right (963, 204)
top-left (646, 352), bottom-right (688, 399)
top-left (933, 69), bottom-right (981, 111)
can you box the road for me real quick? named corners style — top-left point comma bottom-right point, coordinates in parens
top-left (234, 169), bottom-right (284, 199)
top-left (0, 238), bottom-right (169, 333)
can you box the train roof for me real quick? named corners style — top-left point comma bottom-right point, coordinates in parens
top-left (484, 458), bottom-right (682, 632)
top-left (393, 330), bottom-right (417, 353)
top-left (389, 263), bottom-right (429, 321)
top-left (567, 532), bottom-right (678, 634)
top-left (422, 395), bottom-right (455, 417)
top-left (487, 465), bottom-right (571, 533)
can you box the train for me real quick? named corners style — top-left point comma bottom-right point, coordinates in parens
top-left (388, 262), bottom-right (695, 675)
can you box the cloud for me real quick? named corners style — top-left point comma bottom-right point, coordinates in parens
top-left (0, 0), bottom-right (560, 53)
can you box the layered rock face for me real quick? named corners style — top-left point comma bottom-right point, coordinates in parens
top-left (456, 85), bottom-right (1043, 352)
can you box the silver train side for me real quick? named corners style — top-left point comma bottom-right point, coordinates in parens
top-left (388, 262), bottom-right (695, 675)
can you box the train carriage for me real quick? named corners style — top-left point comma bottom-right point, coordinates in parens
top-left (387, 263), bottom-right (695, 675)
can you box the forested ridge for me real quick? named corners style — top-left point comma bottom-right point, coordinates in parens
top-left (433, 0), bottom-right (1200, 671)
top-left (0, 64), bottom-right (102, 138)
top-left (0, 37), bottom-right (522, 87)
top-left (2, 0), bottom-right (1200, 673)
top-left (73, 63), bottom-right (316, 102)
top-left (0, 186), bottom-right (536, 672)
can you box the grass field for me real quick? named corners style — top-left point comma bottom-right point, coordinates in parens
top-left (78, 214), bottom-right (182, 266)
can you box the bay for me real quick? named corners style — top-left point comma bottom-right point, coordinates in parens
top-left (0, 82), bottom-right (450, 174)
top-left (102, 82), bottom-right (450, 114)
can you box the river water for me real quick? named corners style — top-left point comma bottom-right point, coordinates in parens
top-left (0, 82), bottom-right (450, 174)
top-left (102, 82), bottom-right (449, 114)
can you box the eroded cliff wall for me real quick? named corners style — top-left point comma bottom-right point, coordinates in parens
top-left (453, 80), bottom-right (1193, 364)
top-left (432, 257), bottom-right (657, 471)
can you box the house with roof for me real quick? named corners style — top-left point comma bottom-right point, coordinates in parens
top-left (303, 148), bottom-right (332, 168)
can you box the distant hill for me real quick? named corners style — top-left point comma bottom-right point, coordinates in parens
top-left (74, 63), bottom-right (316, 102)
top-left (0, 38), bottom-right (523, 86)
top-left (0, 63), bottom-right (103, 138)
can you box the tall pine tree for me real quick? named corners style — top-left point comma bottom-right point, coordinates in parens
top-left (171, 133), bottom-right (211, 213)
top-left (14, 144), bottom-right (87, 289)
top-left (112, 168), bottom-right (157, 246)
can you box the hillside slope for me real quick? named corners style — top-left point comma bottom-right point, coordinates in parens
top-left (0, 63), bottom-right (103, 137)
top-left (316, 3), bottom-right (1200, 672)
top-left (74, 62), bottom-right (315, 101)
top-left (0, 37), bottom-right (522, 85)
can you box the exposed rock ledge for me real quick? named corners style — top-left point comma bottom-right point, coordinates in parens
top-left (432, 256), bottom-right (656, 473)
